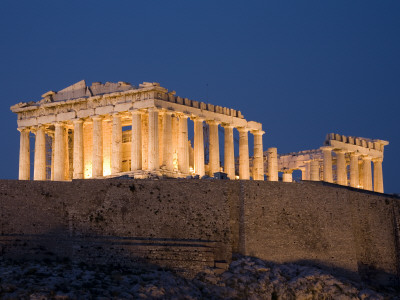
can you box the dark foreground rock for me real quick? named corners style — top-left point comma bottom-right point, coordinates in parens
top-left (0, 256), bottom-right (398, 299)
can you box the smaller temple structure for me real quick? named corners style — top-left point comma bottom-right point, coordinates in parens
top-left (11, 80), bottom-right (265, 181)
top-left (269, 133), bottom-right (389, 193)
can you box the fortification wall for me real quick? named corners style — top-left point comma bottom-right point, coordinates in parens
top-left (0, 179), bottom-right (398, 287)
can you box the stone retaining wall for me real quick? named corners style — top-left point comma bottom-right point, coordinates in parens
top-left (0, 179), bottom-right (398, 287)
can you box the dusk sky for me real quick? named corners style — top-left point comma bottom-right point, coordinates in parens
top-left (1, 1), bottom-right (399, 193)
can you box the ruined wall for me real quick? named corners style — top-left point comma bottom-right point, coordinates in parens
top-left (0, 179), bottom-right (398, 287)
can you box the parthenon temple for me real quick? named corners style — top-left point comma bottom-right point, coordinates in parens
top-left (10, 80), bottom-right (265, 181)
top-left (271, 133), bottom-right (389, 193)
top-left (11, 80), bottom-right (389, 194)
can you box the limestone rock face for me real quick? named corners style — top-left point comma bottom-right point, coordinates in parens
top-left (0, 256), bottom-right (394, 299)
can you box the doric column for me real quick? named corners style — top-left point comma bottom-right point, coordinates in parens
top-left (373, 157), bottom-right (384, 193)
top-left (131, 110), bottom-right (142, 171)
top-left (208, 120), bottom-right (220, 176)
top-left (300, 167), bottom-right (306, 181)
top-left (162, 112), bottom-right (173, 171)
top-left (148, 107), bottom-right (159, 171)
top-left (335, 150), bottom-right (347, 186)
top-left (252, 130), bottom-right (265, 181)
top-left (178, 115), bottom-right (189, 174)
top-left (304, 161), bottom-right (310, 180)
top-left (111, 114), bottom-right (122, 174)
top-left (171, 115), bottom-right (179, 171)
top-left (53, 123), bottom-right (65, 181)
top-left (320, 146), bottom-right (333, 183)
top-left (282, 170), bottom-right (292, 182)
top-left (158, 112), bottom-right (164, 167)
top-left (238, 127), bottom-right (250, 180)
top-left (33, 126), bottom-right (46, 181)
top-left (92, 116), bottom-right (103, 178)
top-left (73, 119), bottom-right (84, 179)
top-left (349, 152), bottom-right (360, 188)
top-left (310, 160), bottom-right (320, 181)
top-left (193, 118), bottom-right (205, 177)
top-left (223, 125), bottom-right (235, 180)
top-left (18, 127), bottom-right (30, 180)
top-left (267, 147), bottom-right (278, 181)
top-left (361, 156), bottom-right (373, 191)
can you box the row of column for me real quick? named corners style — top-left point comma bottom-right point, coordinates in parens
top-left (321, 146), bottom-right (383, 193)
top-left (18, 108), bottom-right (265, 181)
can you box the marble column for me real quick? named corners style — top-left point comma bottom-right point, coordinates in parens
top-left (18, 128), bottom-right (30, 180)
top-left (362, 156), bottom-right (373, 191)
top-left (335, 150), bottom-right (347, 186)
top-left (300, 167), bottom-right (306, 181)
top-left (349, 152), bottom-right (360, 188)
top-left (148, 108), bottom-right (159, 171)
top-left (320, 146), bottom-right (333, 183)
top-left (267, 147), bottom-right (278, 181)
top-left (252, 130), bottom-right (264, 181)
top-left (304, 162), bottom-right (310, 181)
top-left (111, 114), bottom-right (122, 174)
top-left (178, 115), bottom-right (189, 174)
top-left (310, 160), bottom-right (320, 181)
top-left (193, 118), bottom-right (205, 177)
top-left (158, 112), bottom-right (164, 167)
top-left (73, 119), bottom-right (84, 179)
top-left (131, 111), bottom-right (142, 171)
top-left (373, 157), bottom-right (383, 193)
top-left (171, 115), bottom-right (179, 171)
top-left (33, 126), bottom-right (46, 181)
top-left (238, 127), bottom-right (250, 180)
top-left (208, 120), bottom-right (220, 176)
top-left (282, 170), bottom-right (292, 182)
top-left (223, 125), bottom-right (235, 180)
top-left (162, 112), bottom-right (173, 171)
top-left (53, 123), bottom-right (65, 181)
top-left (92, 116), bottom-right (103, 178)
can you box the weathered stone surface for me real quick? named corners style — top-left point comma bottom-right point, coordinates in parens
top-left (0, 179), bottom-right (398, 288)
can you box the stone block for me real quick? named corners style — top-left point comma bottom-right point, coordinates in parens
top-left (184, 98), bottom-right (191, 106)
top-left (38, 115), bottom-right (56, 124)
top-left (176, 97), bottom-right (183, 104)
top-left (77, 109), bottom-right (95, 118)
top-left (95, 105), bottom-right (114, 116)
top-left (57, 111), bottom-right (76, 122)
top-left (18, 118), bottom-right (38, 127)
top-left (192, 101), bottom-right (199, 108)
top-left (114, 102), bottom-right (132, 113)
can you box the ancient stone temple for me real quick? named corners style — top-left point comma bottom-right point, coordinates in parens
top-left (272, 133), bottom-right (389, 193)
top-left (10, 80), bottom-right (264, 181)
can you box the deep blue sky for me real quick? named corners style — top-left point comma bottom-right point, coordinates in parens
top-left (1, 1), bottom-right (399, 193)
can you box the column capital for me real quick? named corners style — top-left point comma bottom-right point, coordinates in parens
top-left (54, 122), bottom-right (66, 127)
top-left (191, 116), bottom-right (205, 122)
top-left (17, 127), bottom-right (31, 133)
top-left (221, 123), bottom-right (234, 129)
top-left (334, 149), bottom-right (347, 154)
top-left (177, 113), bottom-right (189, 119)
top-left (361, 155), bottom-right (373, 161)
top-left (91, 115), bottom-right (104, 121)
top-left (372, 157), bottom-right (383, 163)
top-left (349, 151), bottom-right (361, 157)
top-left (206, 120), bottom-right (220, 125)
top-left (237, 127), bottom-right (249, 133)
top-left (132, 109), bottom-right (144, 115)
top-left (72, 118), bottom-right (84, 124)
top-left (147, 107), bottom-right (159, 113)
top-left (251, 129), bottom-right (265, 136)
